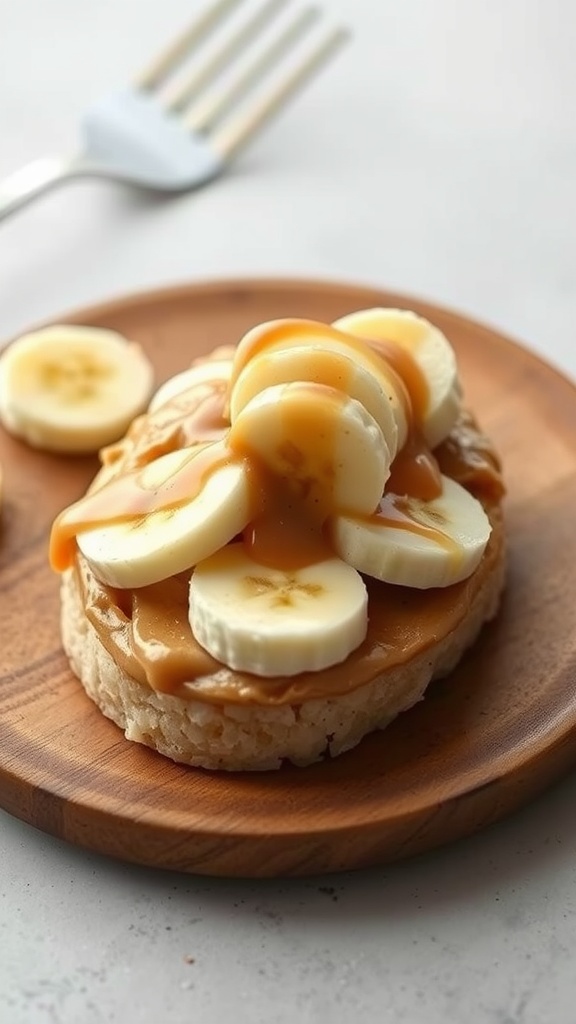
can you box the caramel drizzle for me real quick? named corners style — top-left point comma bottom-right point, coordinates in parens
top-left (371, 337), bottom-right (443, 513)
top-left (367, 492), bottom-right (458, 554)
top-left (387, 432), bottom-right (443, 502)
top-left (50, 442), bottom-right (232, 571)
top-left (368, 338), bottom-right (429, 427)
top-left (231, 382), bottom-right (346, 571)
top-left (102, 378), bottom-right (229, 472)
top-left (230, 318), bottom-right (410, 409)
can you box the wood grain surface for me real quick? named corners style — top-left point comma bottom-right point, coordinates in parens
top-left (1, 278), bottom-right (576, 877)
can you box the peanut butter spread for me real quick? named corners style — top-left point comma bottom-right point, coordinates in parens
top-left (70, 407), bottom-right (503, 707)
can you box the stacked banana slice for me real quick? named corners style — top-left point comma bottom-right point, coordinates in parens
top-left (49, 309), bottom-right (492, 678)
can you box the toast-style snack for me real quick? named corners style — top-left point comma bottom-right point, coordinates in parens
top-left (50, 309), bottom-right (506, 771)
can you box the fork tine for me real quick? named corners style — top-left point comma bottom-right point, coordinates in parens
top-left (136, 0), bottom-right (243, 91)
top-left (212, 27), bottom-right (349, 159)
top-left (185, 5), bottom-right (320, 132)
top-left (164, 0), bottom-right (289, 113)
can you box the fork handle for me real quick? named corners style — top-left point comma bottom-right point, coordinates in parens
top-left (0, 156), bottom-right (91, 222)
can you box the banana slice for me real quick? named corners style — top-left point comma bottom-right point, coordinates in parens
top-left (330, 475), bottom-right (491, 589)
top-left (0, 325), bottom-right (154, 454)
top-left (230, 318), bottom-right (407, 455)
top-left (148, 359), bottom-right (232, 413)
top-left (189, 543), bottom-right (368, 676)
top-left (333, 308), bottom-right (461, 449)
top-left (230, 344), bottom-right (398, 455)
top-left (75, 444), bottom-right (250, 588)
top-left (228, 381), bottom-right (390, 517)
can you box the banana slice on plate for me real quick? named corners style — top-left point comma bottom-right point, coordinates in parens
top-left (228, 381), bottom-right (390, 516)
top-left (148, 359), bottom-right (232, 413)
top-left (333, 308), bottom-right (461, 449)
top-left (65, 444), bottom-right (250, 588)
top-left (230, 318), bottom-right (408, 456)
top-left (189, 543), bottom-right (368, 676)
top-left (0, 325), bottom-right (154, 454)
top-left (330, 475), bottom-right (491, 589)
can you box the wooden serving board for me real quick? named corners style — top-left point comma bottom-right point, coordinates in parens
top-left (1, 278), bottom-right (576, 877)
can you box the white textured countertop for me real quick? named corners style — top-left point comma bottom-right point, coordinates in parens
top-left (1, 1), bottom-right (576, 1021)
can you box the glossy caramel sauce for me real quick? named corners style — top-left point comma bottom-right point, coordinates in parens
top-left (229, 318), bottom-right (410, 420)
top-left (53, 332), bottom-right (505, 705)
top-left (386, 432), bottom-right (442, 501)
top-left (50, 441), bottom-right (232, 572)
top-left (242, 465), bottom-right (334, 571)
top-left (368, 336), bottom-right (443, 501)
top-left (366, 492), bottom-right (458, 553)
top-left (234, 346), bottom-right (358, 410)
top-left (367, 338), bottom-right (429, 427)
top-left (102, 378), bottom-right (229, 472)
top-left (233, 381), bottom-right (367, 570)
top-left (230, 319), bottom-right (386, 384)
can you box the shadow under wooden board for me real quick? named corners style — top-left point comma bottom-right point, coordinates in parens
top-left (1, 277), bottom-right (576, 877)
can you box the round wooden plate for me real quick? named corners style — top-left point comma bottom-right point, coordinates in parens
top-left (1, 278), bottom-right (576, 877)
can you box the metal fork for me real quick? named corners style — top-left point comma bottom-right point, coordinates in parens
top-left (0, 0), bottom-right (347, 222)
